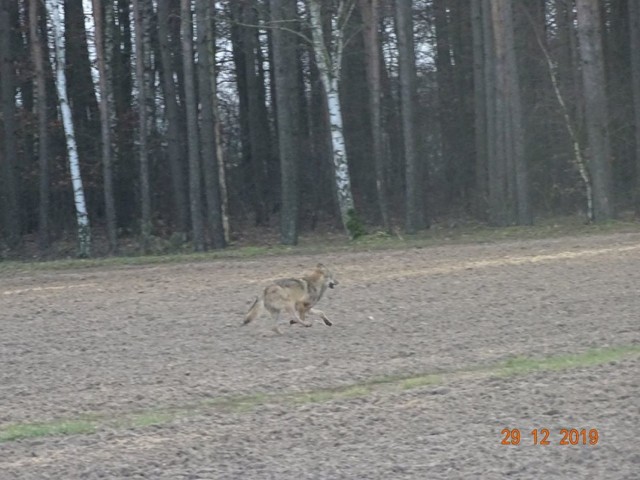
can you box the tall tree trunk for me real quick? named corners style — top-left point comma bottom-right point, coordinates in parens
top-left (379, 32), bottom-right (404, 208)
top-left (434, 0), bottom-right (458, 206)
top-left (555, 0), bottom-right (581, 121)
top-left (449, 0), bottom-right (476, 211)
top-left (196, 0), bottom-right (225, 249)
top-left (133, 0), bottom-right (152, 251)
top-left (308, 0), bottom-right (360, 237)
top-left (210, 58), bottom-right (231, 245)
top-left (482, 0), bottom-right (501, 224)
top-left (340, 10), bottom-right (374, 216)
top-left (29, 0), bottom-right (49, 250)
top-left (501, 0), bottom-right (531, 225)
top-left (0, 0), bottom-right (20, 248)
top-left (229, 3), bottom-right (253, 222)
top-left (64, 0), bottom-right (100, 219)
top-left (487, 0), bottom-right (531, 226)
top-left (471, 0), bottom-right (488, 217)
top-left (92, 0), bottom-right (117, 252)
top-left (181, 0), bottom-right (205, 251)
top-left (396, 0), bottom-right (426, 233)
top-left (241, 3), bottom-right (270, 225)
top-left (604, 1), bottom-right (633, 206)
top-left (308, 46), bottom-right (335, 223)
top-left (359, 0), bottom-right (390, 232)
top-left (157, 0), bottom-right (189, 236)
top-left (111, 0), bottom-right (135, 229)
top-left (576, 0), bottom-right (614, 221)
top-left (51, 0), bottom-right (91, 257)
top-left (630, 0), bottom-right (640, 216)
top-left (491, 0), bottom-right (508, 225)
top-left (271, 0), bottom-right (301, 245)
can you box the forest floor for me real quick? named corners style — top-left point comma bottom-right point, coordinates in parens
top-left (1, 229), bottom-right (639, 479)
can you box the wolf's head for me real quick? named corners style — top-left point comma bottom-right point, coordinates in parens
top-left (316, 263), bottom-right (339, 289)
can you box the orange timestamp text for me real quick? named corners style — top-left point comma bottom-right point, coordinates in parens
top-left (501, 428), bottom-right (599, 446)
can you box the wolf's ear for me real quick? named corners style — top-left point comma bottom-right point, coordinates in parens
top-left (316, 263), bottom-right (325, 269)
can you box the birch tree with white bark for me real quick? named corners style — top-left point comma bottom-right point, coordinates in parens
top-left (307, 0), bottom-right (362, 238)
top-left (50, 0), bottom-right (91, 257)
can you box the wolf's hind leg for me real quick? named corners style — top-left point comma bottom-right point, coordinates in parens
top-left (287, 306), bottom-right (311, 327)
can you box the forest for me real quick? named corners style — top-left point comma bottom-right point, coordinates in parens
top-left (0, 0), bottom-right (638, 258)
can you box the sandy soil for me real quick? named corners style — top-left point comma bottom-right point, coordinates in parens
top-left (1, 232), bottom-right (639, 479)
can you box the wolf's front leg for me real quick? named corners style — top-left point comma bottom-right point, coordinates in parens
top-left (308, 308), bottom-right (332, 326)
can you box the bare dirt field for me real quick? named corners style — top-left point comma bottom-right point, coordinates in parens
top-left (1, 232), bottom-right (639, 479)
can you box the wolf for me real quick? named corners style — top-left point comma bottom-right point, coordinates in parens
top-left (243, 263), bottom-right (338, 329)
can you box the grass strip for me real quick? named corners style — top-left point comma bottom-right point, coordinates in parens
top-left (1, 344), bottom-right (638, 443)
top-left (0, 420), bottom-right (96, 443)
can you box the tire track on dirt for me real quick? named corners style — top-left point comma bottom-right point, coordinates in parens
top-left (2, 283), bottom-right (98, 296)
top-left (348, 243), bottom-right (640, 283)
top-left (3, 242), bottom-right (637, 296)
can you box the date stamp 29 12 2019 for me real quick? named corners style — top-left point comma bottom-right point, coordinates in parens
top-left (501, 428), bottom-right (599, 446)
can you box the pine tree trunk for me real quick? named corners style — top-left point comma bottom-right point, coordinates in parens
top-left (51, 0), bottom-right (91, 257)
top-left (434, 0), bottom-right (458, 205)
top-left (157, 0), bottom-right (189, 236)
top-left (271, 0), bottom-right (301, 245)
top-left (487, 0), bottom-right (531, 226)
top-left (576, 0), bottom-right (614, 221)
top-left (396, 0), bottom-right (426, 233)
top-left (133, 0), bottom-right (152, 251)
top-left (555, 0), bottom-right (575, 112)
top-left (111, 0), bottom-right (135, 230)
top-left (449, 0), bottom-right (476, 209)
top-left (482, 0), bottom-right (502, 225)
top-left (308, 51), bottom-right (334, 223)
top-left (471, 0), bottom-right (488, 217)
top-left (242, 3), bottom-right (270, 225)
top-left (92, 0), bottom-right (117, 252)
top-left (359, 0), bottom-right (391, 232)
top-left (229, 4), bottom-right (253, 222)
top-left (0, 0), bottom-right (20, 248)
top-left (181, 0), bottom-right (205, 251)
top-left (500, 0), bottom-right (531, 225)
top-left (630, 0), bottom-right (640, 216)
top-left (29, 0), bottom-right (49, 250)
top-left (196, 0), bottom-right (225, 249)
top-left (490, 0), bottom-right (509, 225)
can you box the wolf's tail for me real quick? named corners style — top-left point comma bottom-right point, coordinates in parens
top-left (243, 296), bottom-right (262, 325)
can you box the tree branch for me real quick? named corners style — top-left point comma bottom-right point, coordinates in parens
top-left (231, 19), bottom-right (313, 45)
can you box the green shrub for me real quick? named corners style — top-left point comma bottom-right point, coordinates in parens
top-left (346, 209), bottom-right (367, 239)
